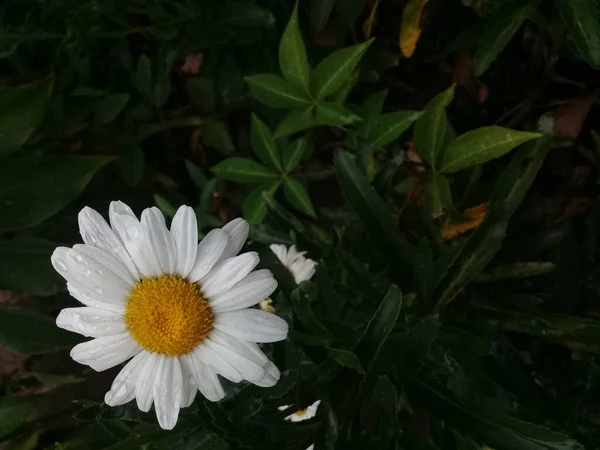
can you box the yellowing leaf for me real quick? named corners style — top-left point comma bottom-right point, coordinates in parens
top-left (441, 203), bottom-right (488, 240)
top-left (399, 0), bottom-right (431, 58)
top-left (363, 0), bottom-right (380, 39)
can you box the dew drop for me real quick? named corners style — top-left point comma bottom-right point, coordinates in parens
top-left (55, 259), bottom-right (67, 271)
top-left (115, 383), bottom-right (128, 398)
top-left (95, 286), bottom-right (103, 295)
top-left (76, 323), bottom-right (86, 331)
top-left (83, 269), bottom-right (92, 276)
top-left (74, 254), bottom-right (84, 263)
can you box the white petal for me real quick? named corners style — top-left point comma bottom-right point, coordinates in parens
top-left (140, 207), bottom-right (177, 276)
top-left (70, 333), bottom-right (140, 372)
top-left (72, 244), bottom-right (135, 287)
top-left (269, 244), bottom-right (288, 264)
top-left (67, 283), bottom-right (124, 314)
top-left (193, 343), bottom-right (243, 383)
top-left (219, 218), bottom-right (249, 261)
top-left (171, 206), bottom-right (198, 278)
top-left (61, 246), bottom-right (131, 308)
top-left (213, 309), bottom-right (288, 343)
top-left (307, 445), bottom-right (315, 450)
top-left (51, 247), bottom-right (71, 279)
top-left (209, 270), bottom-right (277, 313)
top-left (290, 259), bottom-right (317, 283)
top-left (105, 351), bottom-right (150, 406)
top-left (181, 353), bottom-right (225, 402)
top-left (178, 356), bottom-right (199, 408)
top-left (78, 206), bottom-right (139, 280)
top-left (109, 201), bottom-right (157, 278)
top-left (56, 307), bottom-right (125, 337)
top-left (200, 252), bottom-right (259, 299)
top-left (204, 335), bottom-right (265, 382)
top-left (187, 229), bottom-right (228, 283)
top-left (136, 353), bottom-right (161, 412)
top-left (154, 357), bottom-right (183, 430)
top-left (252, 361), bottom-right (280, 388)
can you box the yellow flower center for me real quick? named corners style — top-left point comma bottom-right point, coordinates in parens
top-left (124, 275), bottom-right (213, 356)
top-left (294, 409), bottom-right (307, 417)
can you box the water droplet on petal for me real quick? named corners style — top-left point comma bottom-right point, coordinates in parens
top-left (55, 259), bottom-right (67, 271)
top-left (74, 254), bottom-right (84, 263)
top-left (83, 269), bottom-right (91, 276)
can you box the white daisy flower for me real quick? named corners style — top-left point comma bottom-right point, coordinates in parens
top-left (278, 400), bottom-right (321, 422)
top-left (269, 244), bottom-right (317, 283)
top-left (52, 201), bottom-right (288, 430)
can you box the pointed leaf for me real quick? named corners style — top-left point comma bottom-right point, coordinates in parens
top-left (357, 89), bottom-right (388, 136)
top-left (279, 2), bottom-right (311, 92)
top-left (335, 150), bottom-right (414, 275)
top-left (435, 136), bottom-right (552, 311)
top-left (250, 114), bottom-right (281, 171)
top-left (474, 0), bottom-right (538, 76)
top-left (414, 85), bottom-right (455, 169)
top-left (311, 0), bottom-right (336, 32)
top-left (274, 106), bottom-right (317, 138)
top-left (283, 136), bottom-right (310, 173)
top-left (283, 177), bottom-right (316, 217)
top-left (439, 126), bottom-right (541, 173)
top-left (243, 180), bottom-right (281, 224)
top-left (354, 285), bottom-right (402, 372)
top-left (203, 119), bottom-right (234, 154)
top-left (557, 0), bottom-right (600, 68)
top-left (212, 157), bottom-right (278, 183)
top-left (399, 0), bottom-right (432, 57)
top-left (365, 110), bottom-right (423, 149)
top-left (311, 40), bottom-right (373, 100)
top-left (246, 74), bottom-right (312, 108)
top-left (0, 76), bottom-right (53, 157)
top-left (315, 103), bottom-right (362, 126)
top-left (327, 348), bottom-right (364, 373)
top-left (423, 174), bottom-right (452, 216)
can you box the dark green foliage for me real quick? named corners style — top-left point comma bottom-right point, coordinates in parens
top-left (0, 0), bottom-right (599, 449)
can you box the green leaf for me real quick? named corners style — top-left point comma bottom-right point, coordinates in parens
top-left (472, 302), bottom-right (600, 353)
top-left (327, 348), bottom-right (364, 373)
top-left (439, 126), bottom-right (541, 173)
top-left (212, 157), bottom-right (277, 183)
top-left (354, 285), bottom-right (402, 372)
top-left (556, 0), bottom-right (600, 68)
top-left (283, 136), bottom-right (310, 173)
top-left (357, 89), bottom-right (388, 136)
top-left (0, 396), bottom-right (35, 439)
top-left (474, 0), bottom-right (538, 75)
top-left (335, 150), bottom-right (414, 274)
top-left (0, 76), bottom-right (53, 158)
top-left (311, 0), bottom-right (336, 32)
top-left (283, 177), bottom-right (316, 217)
top-left (423, 174), bottom-right (452, 216)
top-left (414, 85), bottom-right (455, 169)
top-left (0, 237), bottom-right (62, 296)
top-left (134, 55), bottom-right (152, 98)
top-left (279, 2), bottom-right (311, 92)
top-left (250, 114), bottom-right (281, 171)
top-left (364, 110), bottom-right (423, 149)
top-left (315, 103), bottom-right (362, 126)
top-left (394, 316), bottom-right (440, 384)
top-left (94, 93), bottom-right (130, 125)
top-left (154, 194), bottom-right (177, 218)
top-left (203, 119), bottom-right (235, 154)
top-left (311, 40), bottom-right (373, 100)
top-left (274, 106), bottom-right (317, 138)
top-left (243, 180), bottom-right (281, 224)
top-left (33, 372), bottom-right (84, 386)
top-left (475, 261), bottom-right (555, 282)
top-left (0, 156), bottom-right (113, 232)
top-left (434, 135), bottom-right (552, 311)
top-left (0, 306), bottom-right (78, 355)
top-left (246, 74), bottom-right (312, 108)
top-left (411, 377), bottom-right (584, 450)
top-left (185, 160), bottom-right (207, 189)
